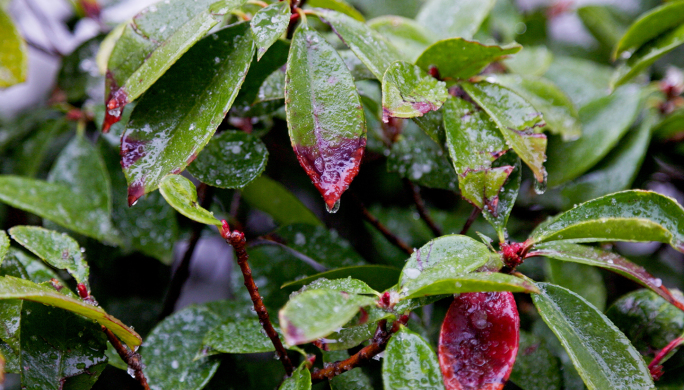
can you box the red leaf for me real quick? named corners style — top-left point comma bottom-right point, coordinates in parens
top-left (438, 292), bottom-right (520, 390)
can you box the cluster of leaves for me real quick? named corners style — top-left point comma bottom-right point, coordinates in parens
top-left (2, 0), bottom-right (684, 389)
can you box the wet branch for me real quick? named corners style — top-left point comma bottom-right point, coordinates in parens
top-left (404, 179), bottom-right (442, 237)
top-left (352, 193), bottom-right (413, 255)
top-left (102, 326), bottom-right (150, 390)
top-left (311, 315), bottom-right (409, 383)
top-left (460, 206), bottom-right (481, 235)
top-left (159, 183), bottom-right (213, 319)
top-left (649, 336), bottom-right (684, 380)
top-left (220, 220), bottom-right (294, 376)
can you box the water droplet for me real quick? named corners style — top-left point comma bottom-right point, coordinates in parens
top-left (326, 199), bottom-right (341, 214)
top-left (533, 175), bottom-right (547, 195)
top-left (127, 367), bottom-right (136, 378)
top-left (171, 360), bottom-right (179, 369)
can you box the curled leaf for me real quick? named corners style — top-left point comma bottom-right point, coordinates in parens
top-left (382, 61), bottom-right (448, 122)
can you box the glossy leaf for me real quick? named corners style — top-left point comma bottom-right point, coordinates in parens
top-left (611, 25), bottom-right (684, 89)
top-left (281, 265), bottom-right (400, 292)
top-left (531, 282), bottom-right (654, 390)
top-left (416, 0), bottom-right (496, 40)
top-left (308, 0), bottom-right (364, 22)
top-left (142, 305), bottom-right (222, 390)
top-left (317, 306), bottom-right (392, 351)
top-left (255, 68), bottom-right (286, 103)
top-left (324, 350), bottom-right (373, 390)
top-left (462, 81), bottom-right (547, 184)
top-left (530, 190), bottom-right (684, 253)
top-left (383, 326), bottom-right (444, 390)
top-left (368, 16), bottom-right (433, 62)
top-left (274, 223), bottom-right (366, 268)
top-left (0, 275), bottom-right (141, 348)
top-left (279, 288), bottom-right (376, 345)
top-left (439, 292), bottom-right (519, 390)
top-left (339, 50), bottom-right (374, 80)
top-left (482, 153), bottom-right (521, 241)
top-left (159, 175), bottom-right (221, 226)
top-left (280, 364), bottom-right (312, 390)
top-left (531, 242), bottom-right (684, 311)
top-left (251, 2), bottom-right (290, 60)
top-left (241, 176), bottom-right (322, 227)
top-left (296, 277), bottom-right (378, 295)
top-left (613, 0), bottom-right (684, 59)
top-left (503, 46), bottom-right (553, 77)
top-left (8, 119), bottom-right (69, 178)
top-left (509, 331), bottom-right (562, 390)
top-left (203, 318), bottom-right (278, 354)
top-left (415, 39), bottom-right (521, 81)
top-left (187, 131), bottom-right (268, 189)
top-left (0, 7), bottom-right (27, 87)
top-left (543, 56), bottom-right (612, 107)
top-left (315, 9), bottom-right (404, 79)
top-left (285, 25), bottom-right (366, 211)
top-left (545, 84), bottom-right (641, 187)
top-left (0, 231), bottom-right (7, 264)
top-left (9, 226), bottom-right (89, 285)
top-left (382, 61), bottom-right (448, 121)
top-left (104, 0), bottom-right (247, 130)
top-left (545, 259), bottom-right (606, 311)
top-left (402, 271), bottom-right (539, 300)
top-left (123, 22), bottom-right (255, 205)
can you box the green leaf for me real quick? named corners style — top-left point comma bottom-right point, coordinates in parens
top-left (387, 120), bottom-right (458, 191)
top-left (20, 301), bottom-right (107, 390)
top-left (251, 2), bottom-right (290, 60)
top-left (503, 46), bottom-right (553, 77)
top-left (279, 288), bottom-right (376, 345)
top-left (412, 109), bottom-right (445, 145)
top-left (187, 131), bottom-right (268, 189)
top-left (285, 25), bottom-right (366, 211)
top-left (280, 363), bottom-right (312, 390)
top-left (159, 175), bottom-right (220, 226)
top-left (0, 7), bottom-right (27, 87)
top-left (383, 326), bottom-right (444, 390)
top-left (203, 318), bottom-right (278, 354)
top-left (462, 81), bottom-right (547, 184)
top-left (308, 0), bottom-right (364, 22)
top-left (0, 177), bottom-right (122, 245)
top-left (613, 0), bottom-right (684, 59)
top-left (323, 350), bottom-right (373, 390)
top-left (8, 226), bottom-right (89, 285)
top-left (416, 0), bottom-right (496, 40)
top-left (0, 230), bottom-right (7, 264)
top-left (653, 109), bottom-right (684, 141)
top-left (57, 35), bottom-right (104, 103)
top-left (274, 223), bottom-right (366, 268)
top-left (123, 22), bottom-right (255, 205)
top-left (509, 331), bottom-right (562, 390)
top-left (8, 119), bottom-right (69, 178)
top-left (543, 56), bottom-right (612, 107)
top-left (530, 190), bottom-right (684, 253)
top-left (0, 275), bottom-right (142, 348)
top-left (531, 242), bottom-right (683, 311)
top-left (545, 259), bottom-right (606, 311)
top-left (241, 175), bottom-right (322, 226)
top-left (281, 265), bottom-right (401, 292)
top-left (142, 305), bottom-right (222, 390)
top-left (577, 5), bottom-right (628, 50)
top-left (315, 9), bottom-right (403, 79)
top-left (415, 38), bottom-right (521, 81)
top-left (402, 271), bottom-right (539, 300)
top-left (318, 307), bottom-right (393, 351)
top-left (255, 67), bottom-right (286, 104)
top-left (482, 152), bottom-right (521, 241)
top-left (368, 16), bottom-right (433, 62)
top-left (339, 50), bottom-right (374, 80)
top-left (611, 24), bottom-right (684, 89)
top-left (545, 85), bottom-right (641, 187)
top-left (297, 277), bottom-right (378, 295)
top-left (382, 61), bottom-right (448, 121)
top-left (105, 0), bottom-right (247, 117)
top-left (531, 282), bottom-right (654, 390)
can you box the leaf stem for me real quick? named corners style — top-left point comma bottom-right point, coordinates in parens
top-left (246, 0), bottom-right (269, 7)
top-left (459, 206), bottom-right (480, 235)
top-left (102, 326), bottom-right (151, 390)
top-left (352, 193), bottom-right (414, 255)
top-left (648, 336), bottom-right (684, 380)
top-left (404, 179), bottom-right (442, 237)
top-left (220, 220), bottom-right (295, 376)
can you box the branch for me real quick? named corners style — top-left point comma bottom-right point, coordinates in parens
top-left (159, 183), bottom-right (213, 319)
top-left (311, 314), bottom-right (409, 383)
top-left (404, 179), bottom-right (442, 237)
top-left (459, 206), bottom-right (480, 235)
top-left (352, 193), bottom-right (414, 255)
top-left (220, 220), bottom-right (294, 376)
top-left (102, 326), bottom-right (150, 390)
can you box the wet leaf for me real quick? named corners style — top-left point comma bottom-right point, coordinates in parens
top-left (613, 0), bottom-right (684, 60)
top-left (255, 67), bottom-right (286, 103)
top-left (309, 0), bottom-right (364, 22)
top-left (611, 25), bottom-right (684, 89)
top-left (402, 271), bottom-right (538, 300)
top-left (339, 50), bottom-right (374, 80)
top-left (415, 39), bottom-right (521, 81)
top-left (7, 119), bottom-right (69, 178)
top-left (439, 292), bottom-right (519, 390)
top-left (532, 282), bottom-right (654, 390)
top-left (8, 226), bottom-right (89, 285)
top-left (0, 7), bottom-right (27, 87)
top-left (241, 175), bottom-right (322, 226)
top-left (251, 2), bottom-right (290, 60)
top-left (323, 350), bottom-right (373, 390)
top-left (123, 22), bottom-right (255, 205)
top-left (382, 61), bottom-right (448, 121)
top-left (387, 120), bottom-right (458, 191)
top-left (278, 288), bottom-right (376, 345)
top-left (0, 231), bottom-right (7, 264)
top-left (187, 131), bottom-right (268, 189)
top-left (482, 153), bottom-right (521, 241)
top-left (20, 301), bottom-right (107, 390)
top-left (202, 318), bottom-right (279, 354)
top-left (159, 175), bottom-right (221, 226)
top-left (368, 16), bottom-right (434, 62)
top-left (384, 326), bottom-right (444, 390)
top-left (530, 190), bottom-right (684, 253)
top-left (57, 35), bottom-right (104, 103)
top-left (285, 25), bottom-right (366, 211)
top-left (503, 46), bottom-right (553, 77)
top-left (281, 265), bottom-right (400, 292)
top-left (462, 81), bottom-right (547, 184)
top-left (544, 259), bottom-right (606, 311)
top-left (274, 223), bottom-right (366, 268)
top-left (0, 275), bottom-right (141, 348)
top-left (509, 331), bottom-right (562, 390)
top-left (545, 84), bottom-right (641, 187)
top-left (416, 0), bottom-right (496, 40)
top-left (543, 56), bottom-right (612, 107)
top-left (315, 9), bottom-right (404, 79)
top-left (531, 242), bottom-right (684, 312)
top-left (280, 363), bottom-right (311, 390)
top-left (297, 277), bottom-right (378, 295)
top-left (318, 306), bottom-right (392, 351)
top-left (104, 0), bottom-right (247, 130)
top-left (142, 305), bottom-right (222, 390)
top-left (413, 110), bottom-right (445, 145)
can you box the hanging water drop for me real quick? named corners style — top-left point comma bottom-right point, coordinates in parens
top-left (533, 175), bottom-right (547, 195)
top-left (326, 199), bottom-right (341, 214)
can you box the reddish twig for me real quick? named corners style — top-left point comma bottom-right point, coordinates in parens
top-left (352, 193), bottom-right (413, 255)
top-left (459, 207), bottom-right (481, 235)
top-left (404, 179), bottom-right (442, 237)
top-left (220, 220), bottom-right (294, 376)
top-left (102, 326), bottom-right (150, 390)
top-left (311, 315), bottom-right (409, 383)
top-left (649, 336), bottom-right (684, 380)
